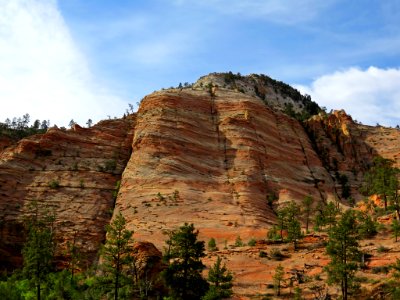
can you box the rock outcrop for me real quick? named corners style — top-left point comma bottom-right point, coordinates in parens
top-left (115, 88), bottom-right (336, 248)
top-left (0, 116), bottom-right (135, 270)
top-left (1, 73), bottom-right (399, 277)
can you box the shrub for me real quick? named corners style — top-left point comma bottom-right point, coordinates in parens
top-left (377, 245), bottom-right (389, 253)
top-left (104, 159), bottom-right (117, 172)
top-left (259, 250), bottom-right (268, 258)
top-left (234, 236), bottom-right (244, 247)
top-left (270, 248), bottom-right (284, 261)
top-left (208, 238), bottom-right (218, 252)
top-left (248, 238), bottom-right (257, 247)
top-left (48, 180), bottom-right (60, 189)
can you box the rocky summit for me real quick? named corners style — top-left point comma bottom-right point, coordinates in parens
top-left (1, 73), bottom-right (399, 297)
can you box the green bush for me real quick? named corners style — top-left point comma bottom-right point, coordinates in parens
top-left (234, 236), bottom-right (244, 247)
top-left (248, 238), bottom-right (257, 247)
top-left (208, 238), bottom-right (218, 252)
top-left (259, 250), bottom-right (267, 258)
top-left (48, 179), bottom-right (60, 189)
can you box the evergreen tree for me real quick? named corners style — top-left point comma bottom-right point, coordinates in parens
top-left (207, 238), bottom-right (218, 252)
top-left (314, 201), bottom-right (339, 231)
top-left (162, 223), bottom-right (208, 300)
top-left (101, 212), bottom-right (134, 300)
top-left (325, 210), bottom-right (361, 300)
top-left (86, 119), bottom-right (93, 128)
top-left (22, 201), bottom-right (55, 300)
top-left (391, 218), bottom-right (400, 242)
top-left (65, 231), bottom-right (82, 284)
top-left (202, 256), bottom-right (233, 300)
top-left (276, 207), bottom-right (287, 241)
top-left (356, 212), bottom-right (377, 238)
top-left (362, 157), bottom-right (398, 212)
top-left (302, 195), bottom-right (313, 232)
top-left (68, 119), bottom-right (76, 128)
top-left (286, 201), bottom-right (302, 251)
top-left (273, 264), bottom-right (284, 296)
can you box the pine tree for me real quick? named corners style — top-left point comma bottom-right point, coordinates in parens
top-left (22, 201), bottom-right (56, 300)
top-left (362, 157), bottom-right (398, 212)
top-left (273, 264), bottom-right (284, 296)
top-left (162, 223), bottom-right (209, 300)
top-left (101, 212), bottom-right (134, 300)
top-left (302, 195), bottom-right (313, 232)
top-left (276, 207), bottom-right (287, 241)
top-left (286, 201), bottom-right (302, 251)
top-left (325, 210), bottom-right (361, 300)
top-left (391, 219), bottom-right (400, 242)
top-left (203, 256), bottom-right (233, 300)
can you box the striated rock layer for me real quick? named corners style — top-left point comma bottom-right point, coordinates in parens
top-left (115, 88), bottom-right (337, 248)
top-left (0, 117), bottom-right (135, 270)
top-left (1, 77), bottom-right (399, 274)
top-left (306, 110), bottom-right (400, 201)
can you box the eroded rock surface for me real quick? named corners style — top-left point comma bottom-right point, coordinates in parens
top-left (115, 88), bottom-right (336, 248)
top-left (0, 116), bottom-right (135, 270)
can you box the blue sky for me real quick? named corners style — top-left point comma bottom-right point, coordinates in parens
top-left (1, 0), bottom-right (399, 127)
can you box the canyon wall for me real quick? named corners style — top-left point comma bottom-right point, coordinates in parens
top-left (115, 88), bottom-right (336, 248)
top-left (0, 76), bottom-right (399, 269)
top-left (0, 117), bottom-right (135, 270)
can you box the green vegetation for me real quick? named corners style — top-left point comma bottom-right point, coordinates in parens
top-left (22, 201), bottom-right (55, 300)
top-left (0, 114), bottom-right (49, 142)
top-left (234, 236), bottom-right (244, 247)
top-left (274, 201), bottom-right (302, 250)
top-left (99, 212), bottom-right (134, 300)
top-left (247, 238), bottom-right (256, 247)
top-left (314, 201), bottom-right (340, 231)
top-left (391, 219), bottom-right (400, 242)
top-left (208, 238), bottom-right (218, 252)
top-left (203, 256), bottom-right (233, 300)
top-left (273, 264), bottom-right (284, 296)
top-left (162, 223), bottom-right (209, 300)
top-left (362, 157), bottom-right (399, 214)
top-left (302, 195), bottom-right (313, 232)
top-left (285, 202), bottom-right (302, 251)
top-left (325, 210), bottom-right (361, 300)
top-left (48, 179), bottom-right (60, 189)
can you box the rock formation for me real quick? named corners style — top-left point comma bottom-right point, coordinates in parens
top-left (0, 116), bottom-right (135, 270)
top-left (0, 72), bottom-right (399, 275)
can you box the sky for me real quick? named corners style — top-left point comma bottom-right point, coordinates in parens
top-left (0, 0), bottom-right (399, 127)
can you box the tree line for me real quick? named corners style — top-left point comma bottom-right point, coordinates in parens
top-left (268, 155), bottom-right (400, 299)
top-left (0, 114), bottom-right (50, 141)
top-left (0, 202), bottom-right (233, 300)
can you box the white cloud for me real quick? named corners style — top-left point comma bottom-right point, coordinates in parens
top-left (174, 0), bottom-right (338, 24)
top-left (296, 67), bottom-right (400, 127)
top-left (0, 0), bottom-right (127, 127)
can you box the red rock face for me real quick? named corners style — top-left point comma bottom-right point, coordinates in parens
top-left (0, 116), bottom-right (135, 270)
top-left (1, 86), bottom-right (399, 276)
top-left (305, 110), bottom-right (400, 201)
top-left (115, 89), bottom-right (336, 248)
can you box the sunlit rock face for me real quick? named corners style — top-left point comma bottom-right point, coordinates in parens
top-left (1, 74), bottom-right (399, 272)
top-left (0, 116), bottom-right (135, 270)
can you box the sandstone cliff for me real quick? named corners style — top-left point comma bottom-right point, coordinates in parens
top-left (115, 87), bottom-right (336, 248)
top-left (1, 73), bottom-right (399, 274)
top-left (0, 116), bottom-right (135, 270)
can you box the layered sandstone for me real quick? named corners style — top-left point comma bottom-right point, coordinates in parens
top-left (115, 88), bottom-right (336, 248)
top-left (306, 110), bottom-right (400, 201)
top-left (0, 116), bottom-right (135, 270)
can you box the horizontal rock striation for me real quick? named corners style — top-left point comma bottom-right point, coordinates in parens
top-left (115, 88), bottom-right (335, 248)
top-left (0, 116), bottom-right (135, 270)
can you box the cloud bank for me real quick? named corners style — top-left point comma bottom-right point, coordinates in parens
top-left (0, 0), bottom-right (127, 127)
top-left (296, 67), bottom-right (400, 127)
